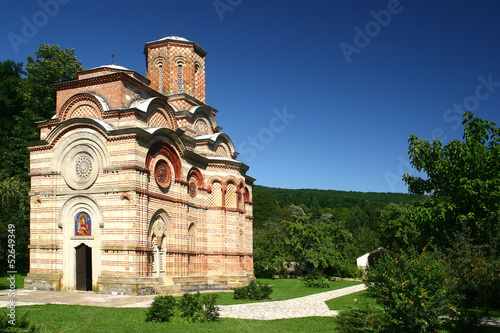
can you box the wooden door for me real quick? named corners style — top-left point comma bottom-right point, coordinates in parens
top-left (75, 244), bottom-right (92, 291)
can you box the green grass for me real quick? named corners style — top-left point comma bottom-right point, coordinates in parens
top-left (325, 290), bottom-right (375, 311)
top-left (7, 305), bottom-right (341, 333)
top-left (207, 278), bottom-right (361, 305)
top-left (0, 272), bottom-right (26, 290)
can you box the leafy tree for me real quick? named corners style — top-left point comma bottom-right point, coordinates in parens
top-left (403, 111), bottom-right (499, 248)
top-left (379, 203), bottom-right (419, 251)
top-left (283, 211), bottom-right (355, 277)
top-left (253, 220), bottom-right (289, 277)
top-left (0, 60), bottom-right (25, 180)
top-left (0, 178), bottom-right (30, 270)
top-left (24, 43), bottom-right (85, 120)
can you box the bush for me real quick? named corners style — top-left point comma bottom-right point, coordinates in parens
top-left (304, 272), bottom-right (331, 288)
top-left (334, 304), bottom-right (386, 333)
top-left (178, 292), bottom-right (220, 323)
top-left (145, 293), bottom-right (220, 323)
top-left (365, 248), bottom-right (453, 332)
top-left (145, 295), bottom-right (177, 322)
top-left (233, 280), bottom-right (273, 300)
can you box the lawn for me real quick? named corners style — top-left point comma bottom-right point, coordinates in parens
top-left (7, 305), bottom-right (341, 333)
top-left (210, 278), bottom-right (361, 305)
top-left (0, 272), bottom-right (26, 290)
top-left (325, 289), bottom-right (375, 311)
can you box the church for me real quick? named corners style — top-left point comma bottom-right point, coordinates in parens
top-left (24, 36), bottom-right (254, 294)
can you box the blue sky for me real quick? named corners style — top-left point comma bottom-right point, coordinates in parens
top-left (2, 0), bottom-right (500, 193)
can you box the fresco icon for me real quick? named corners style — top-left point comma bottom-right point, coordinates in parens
top-left (75, 212), bottom-right (91, 236)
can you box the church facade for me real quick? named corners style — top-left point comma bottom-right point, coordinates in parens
top-left (25, 36), bottom-right (254, 294)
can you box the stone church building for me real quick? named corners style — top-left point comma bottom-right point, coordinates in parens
top-left (25, 36), bottom-right (254, 294)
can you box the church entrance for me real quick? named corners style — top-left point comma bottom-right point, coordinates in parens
top-left (75, 244), bottom-right (92, 291)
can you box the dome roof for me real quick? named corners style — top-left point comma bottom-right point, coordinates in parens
top-left (148, 36), bottom-right (190, 43)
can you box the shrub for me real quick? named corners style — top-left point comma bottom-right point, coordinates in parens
top-left (334, 304), bottom-right (386, 333)
top-left (145, 295), bottom-right (177, 322)
top-left (146, 293), bottom-right (220, 323)
top-left (233, 280), bottom-right (273, 300)
top-left (178, 292), bottom-right (220, 323)
top-left (365, 248), bottom-right (453, 332)
top-left (202, 294), bottom-right (220, 322)
top-left (304, 272), bottom-right (331, 288)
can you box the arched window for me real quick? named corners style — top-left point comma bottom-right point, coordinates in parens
top-left (177, 63), bottom-right (183, 93)
top-left (194, 63), bottom-right (200, 97)
top-left (158, 63), bottom-right (164, 94)
top-left (188, 223), bottom-right (196, 252)
top-left (225, 181), bottom-right (237, 209)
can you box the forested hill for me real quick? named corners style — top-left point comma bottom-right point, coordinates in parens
top-left (252, 185), bottom-right (422, 227)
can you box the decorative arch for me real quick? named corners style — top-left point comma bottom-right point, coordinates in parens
top-left (213, 134), bottom-right (236, 158)
top-left (145, 141), bottom-right (183, 182)
top-left (225, 179), bottom-right (237, 209)
top-left (215, 143), bottom-right (230, 157)
top-left (207, 179), bottom-right (223, 207)
top-left (244, 185), bottom-right (251, 203)
top-left (153, 57), bottom-right (166, 94)
top-left (190, 106), bottom-right (218, 134)
top-left (59, 93), bottom-right (109, 121)
top-left (58, 195), bottom-right (104, 229)
top-left (237, 181), bottom-right (245, 210)
top-left (174, 56), bottom-right (186, 94)
top-left (147, 99), bottom-right (176, 130)
top-left (188, 223), bottom-right (196, 252)
top-left (148, 210), bottom-right (173, 276)
top-left (187, 167), bottom-right (205, 188)
top-left (148, 210), bottom-right (172, 246)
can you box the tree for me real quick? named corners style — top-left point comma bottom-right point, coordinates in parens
top-left (11, 44), bottom-right (85, 179)
top-left (403, 112), bottom-right (500, 248)
top-left (24, 43), bottom-right (85, 120)
top-left (0, 60), bottom-right (25, 180)
top-left (399, 112), bottom-right (500, 327)
top-left (0, 178), bottom-right (30, 270)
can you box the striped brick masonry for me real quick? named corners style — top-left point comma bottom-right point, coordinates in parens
top-left (24, 36), bottom-right (254, 295)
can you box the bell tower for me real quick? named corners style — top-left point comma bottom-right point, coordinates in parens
top-left (144, 36), bottom-right (207, 103)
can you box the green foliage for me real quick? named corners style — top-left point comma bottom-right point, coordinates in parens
top-left (145, 295), bottom-right (177, 322)
top-left (0, 60), bottom-right (25, 181)
top-left (233, 280), bottom-right (273, 300)
top-left (365, 249), bottom-right (453, 332)
top-left (445, 230), bottom-right (500, 330)
top-left (179, 292), bottom-right (220, 323)
top-left (252, 184), bottom-right (420, 280)
top-left (146, 293), bottom-right (220, 323)
top-left (253, 220), bottom-right (289, 278)
top-left (379, 203), bottom-right (419, 250)
top-left (403, 112), bottom-right (500, 248)
top-left (304, 272), bottom-right (331, 288)
top-left (24, 44), bottom-right (85, 120)
top-left (0, 178), bottom-right (30, 270)
top-left (334, 304), bottom-right (386, 333)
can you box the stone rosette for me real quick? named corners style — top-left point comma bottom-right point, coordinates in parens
top-left (154, 159), bottom-right (171, 189)
top-left (62, 148), bottom-right (99, 190)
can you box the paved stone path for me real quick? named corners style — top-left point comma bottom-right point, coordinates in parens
top-left (0, 284), bottom-right (367, 318)
top-left (218, 284), bottom-right (367, 320)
